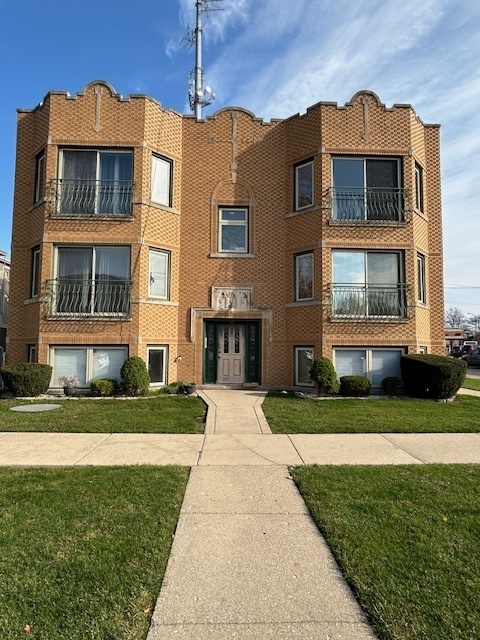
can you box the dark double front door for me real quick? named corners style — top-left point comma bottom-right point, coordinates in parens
top-left (203, 321), bottom-right (261, 385)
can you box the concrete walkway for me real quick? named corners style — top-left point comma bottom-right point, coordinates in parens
top-left (2, 388), bottom-right (480, 639)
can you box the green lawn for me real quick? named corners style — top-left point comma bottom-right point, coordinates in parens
top-left (292, 464), bottom-right (480, 640)
top-left (263, 392), bottom-right (480, 433)
top-left (0, 466), bottom-right (189, 639)
top-left (462, 376), bottom-right (480, 391)
top-left (0, 395), bottom-right (206, 433)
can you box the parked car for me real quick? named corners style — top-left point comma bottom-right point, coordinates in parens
top-left (461, 344), bottom-right (475, 357)
top-left (462, 347), bottom-right (480, 367)
top-left (450, 346), bottom-right (463, 357)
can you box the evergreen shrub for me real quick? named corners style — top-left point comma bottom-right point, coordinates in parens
top-left (90, 378), bottom-right (117, 397)
top-left (120, 356), bottom-right (150, 396)
top-left (339, 375), bottom-right (372, 397)
top-left (1, 363), bottom-right (52, 397)
top-left (309, 357), bottom-right (339, 395)
top-left (400, 354), bottom-right (466, 399)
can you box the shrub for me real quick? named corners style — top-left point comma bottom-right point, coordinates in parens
top-left (309, 357), bottom-right (339, 395)
top-left (381, 376), bottom-right (402, 397)
top-left (1, 363), bottom-right (52, 397)
top-left (90, 378), bottom-right (117, 397)
top-left (120, 356), bottom-right (150, 396)
top-left (400, 354), bottom-right (467, 399)
top-left (339, 375), bottom-right (372, 397)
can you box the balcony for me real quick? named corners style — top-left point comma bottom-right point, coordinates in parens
top-left (44, 279), bottom-right (132, 319)
top-left (331, 284), bottom-right (410, 320)
top-left (328, 187), bottom-right (410, 223)
top-left (49, 179), bottom-right (135, 218)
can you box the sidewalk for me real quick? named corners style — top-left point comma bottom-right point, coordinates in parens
top-left (147, 390), bottom-right (376, 639)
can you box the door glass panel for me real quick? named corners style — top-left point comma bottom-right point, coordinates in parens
top-left (296, 348), bottom-right (314, 386)
top-left (148, 349), bottom-right (165, 384)
top-left (223, 328), bottom-right (229, 353)
top-left (332, 158), bottom-right (364, 220)
top-left (366, 159), bottom-right (398, 188)
top-left (367, 253), bottom-right (398, 285)
top-left (234, 327), bottom-right (240, 353)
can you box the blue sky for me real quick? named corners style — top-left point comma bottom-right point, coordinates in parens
top-left (1, 0), bottom-right (479, 318)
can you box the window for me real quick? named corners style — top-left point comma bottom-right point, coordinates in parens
top-left (332, 250), bottom-right (406, 318)
top-left (334, 348), bottom-right (404, 387)
top-left (149, 249), bottom-right (170, 299)
top-left (414, 162), bottom-right (424, 212)
top-left (57, 149), bottom-right (133, 215)
top-left (332, 157), bottom-right (402, 221)
top-left (295, 347), bottom-right (314, 386)
top-left (218, 208), bottom-right (248, 253)
top-left (52, 246), bottom-right (130, 316)
top-left (34, 152), bottom-right (45, 203)
top-left (51, 346), bottom-right (127, 387)
top-left (419, 346), bottom-right (428, 354)
top-left (30, 246), bottom-right (40, 298)
top-left (151, 155), bottom-right (172, 207)
top-left (28, 345), bottom-right (37, 363)
top-left (295, 160), bottom-right (313, 210)
top-left (294, 252), bottom-right (314, 301)
top-left (147, 346), bottom-right (168, 386)
top-left (417, 253), bottom-right (426, 304)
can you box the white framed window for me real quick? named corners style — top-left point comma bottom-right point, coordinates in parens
top-left (295, 160), bottom-right (313, 210)
top-left (31, 246), bottom-right (40, 298)
top-left (58, 149), bottom-right (133, 216)
top-left (333, 348), bottom-right (404, 388)
top-left (53, 245), bottom-right (130, 316)
top-left (51, 346), bottom-right (128, 387)
top-left (147, 346), bottom-right (168, 386)
top-left (332, 250), bottom-right (406, 318)
top-left (34, 152), bottom-right (45, 203)
top-left (149, 249), bottom-right (170, 299)
top-left (414, 162), bottom-right (424, 212)
top-left (295, 346), bottom-right (314, 386)
top-left (419, 346), bottom-right (428, 354)
top-left (417, 252), bottom-right (426, 304)
top-left (295, 252), bottom-right (314, 301)
top-left (218, 207), bottom-right (248, 253)
top-left (151, 154), bottom-right (172, 207)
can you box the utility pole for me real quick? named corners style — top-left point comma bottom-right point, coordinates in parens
top-left (187, 0), bottom-right (222, 119)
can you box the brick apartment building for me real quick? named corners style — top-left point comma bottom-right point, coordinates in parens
top-left (7, 80), bottom-right (444, 390)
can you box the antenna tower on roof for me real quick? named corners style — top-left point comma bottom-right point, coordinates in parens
top-left (186, 0), bottom-right (223, 119)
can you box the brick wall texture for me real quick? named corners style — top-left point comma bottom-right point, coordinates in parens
top-left (7, 82), bottom-right (444, 387)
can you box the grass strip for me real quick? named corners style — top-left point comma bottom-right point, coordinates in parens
top-left (0, 395), bottom-right (205, 433)
top-left (291, 464), bottom-right (480, 640)
top-left (263, 392), bottom-right (480, 433)
top-left (462, 376), bottom-right (480, 391)
top-left (0, 466), bottom-right (189, 639)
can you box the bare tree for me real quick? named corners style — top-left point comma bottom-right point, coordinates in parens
top-left (467, 314), bottom-right (480, 339)
top-left (445, 307), bottom-right (467, 328)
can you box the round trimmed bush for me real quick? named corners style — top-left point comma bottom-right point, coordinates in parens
top-left (1, 363), bottom-right (53, 397)
top-left (309, 357), bottom-right (339, 395)
top-left (90, 378), bottom-right (117, 397)
top-left (400, 354), bottom-right (466, 399)
top-left (120, 356), bottom-right (150, 396)
top-left (381, 376), bottom-right (402, 397)
top-left (339, 375), bottom-right (371, 397)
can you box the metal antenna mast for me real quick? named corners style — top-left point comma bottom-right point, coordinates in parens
top-left (187, 0), bottom-right (222, 119)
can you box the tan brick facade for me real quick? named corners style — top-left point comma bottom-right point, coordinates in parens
top-left (7, 82), bottom-right (444, 389)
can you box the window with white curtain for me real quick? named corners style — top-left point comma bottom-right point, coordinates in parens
top-left (51, 346), bottom-right (127, 387)
top-left (58, 149), bottom-right (133, 215)
top-left (149, 249), bottom-right (170, 299)
top-left (151, 155), bottom-right (172, 206)
top-left (54, 246), bottom-right (130, 315)
top-left (333, 348), bottom-right (404, 387)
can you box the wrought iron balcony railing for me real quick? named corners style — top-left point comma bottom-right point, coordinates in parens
top-left (44, 279), bottom-right (132, 318)
top-left (331, 284), bottom-right (409, 319)
top-left (329, 187), bottom-right (410, 223)
top-left (49, 179), bottom-right (135, 217)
